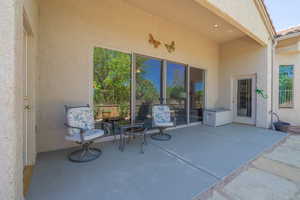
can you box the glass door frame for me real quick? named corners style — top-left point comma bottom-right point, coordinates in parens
top-left (165, 59), bottom-right (188, 125)
top-left (232, 74), bottom-right (257, 125)
top-left (188, 66), bottom-right (206, 125)
top-left (131, 53), bottom-right (164, 124)
top-left (131, 53), bottom-right (206, 125)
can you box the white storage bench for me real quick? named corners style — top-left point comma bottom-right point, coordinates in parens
top-left (203, 108), bottom-right (233, 127)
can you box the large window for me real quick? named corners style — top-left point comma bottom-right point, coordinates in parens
top-left (166, 62), bottom-right (187, 125)
top-left (93, 48), bottom-right (206, 129)
top-left (93, 47), bottom-right (131, 128)
top-left (135, 55), bottom-right (163, 123)
top-left (279, 65), bottom-right (294, 108)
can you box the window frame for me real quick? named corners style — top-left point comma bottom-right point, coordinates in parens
top-left (279, 65), bottom-right (295, 109)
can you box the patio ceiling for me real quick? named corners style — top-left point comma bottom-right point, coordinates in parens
top-left (124, 0), bottom-right (245, 43)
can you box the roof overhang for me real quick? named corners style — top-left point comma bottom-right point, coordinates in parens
top-left (277, 32), bottom-right (300, 41)
top-left (253, 0), bottom-right (276, 39)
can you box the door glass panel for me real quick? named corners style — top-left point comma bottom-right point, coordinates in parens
top-left (135, 56), bottom-right (163, 123)
top-left (189, 68), bottom-right (205, 122)
top-left (93, 47), bottom-right (131, 134)
top-left (166, 62), bottom-right (187, 125)
top-left (237, 79), bottom-right (252, 117)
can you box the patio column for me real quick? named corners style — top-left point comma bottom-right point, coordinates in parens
top-left (0, 0), bottom-right (24, 199)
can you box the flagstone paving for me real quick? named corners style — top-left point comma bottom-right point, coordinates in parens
top-left (204, 134), bottom-right (300, 200)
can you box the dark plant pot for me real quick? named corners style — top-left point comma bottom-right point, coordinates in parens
top-left (273, 121), bottom-right (290, 132)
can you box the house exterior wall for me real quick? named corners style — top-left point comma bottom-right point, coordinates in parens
top-left (219, 37), bottom-right (272, 128)
top-left (0, 1), bottom-right (22, 199)
top-left (274, 44), bottom-right (300, 126)
top-left (195, 0), bottom-right (270, 45)
top-left (37, 0), bottom-right (220, 152)
top-left (0, 0), bottom-right (38, 199)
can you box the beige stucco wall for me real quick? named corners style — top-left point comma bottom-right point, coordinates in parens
top-left (219, 37), bottom-right (272, 128)
top-left (195, 0), bottom-right (270, 45)
top-left (37, 0), bottom-right (220, 152)
top-left (0, 0), bottom-right (38, 199)
top-left (274, 47), bottom-right (300, 126)
top-left (0, 1), bottom-right (22, 199)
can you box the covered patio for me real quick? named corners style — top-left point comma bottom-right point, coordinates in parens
top-left (27, 124), bottom-right (286, 200)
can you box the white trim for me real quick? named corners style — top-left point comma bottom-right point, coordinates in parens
top-left (131, 53), bottom-right (136, 123)
top-left (277, 32), bottom-right (300, 41)
top-left (186, 66), bottom-right (190, 123)
top-left (162, 60), bottom-right (167, 104)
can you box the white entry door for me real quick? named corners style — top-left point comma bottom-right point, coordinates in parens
top-left (23, 29), bottom-right (32, 167)
top-left (233, 75), bottom-right (256, 125)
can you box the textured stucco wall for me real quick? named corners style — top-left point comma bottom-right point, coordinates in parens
top-left (195, 0), bottom-right (270, 45)
top-left (274, 48), bottom-right (300, 126)
top-left (0, 0), bottom-right (23, 199)
top-left (0, 0), bottom-right (38, 199)
top-left (37, 0), bottom-right (220, 152)
top-left (219, 37), bottom-right (272, 128)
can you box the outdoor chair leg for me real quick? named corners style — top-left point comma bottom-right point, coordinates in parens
top-left (68, 142), bottom-right (102, 163)
top-left (140, 141), bottom-right (144, 154)
top-left (144, 132), bottom-right (147, 145)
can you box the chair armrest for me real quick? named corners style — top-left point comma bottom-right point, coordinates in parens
top-left (64, 123), bottom-right (84, 132)
top-left (101, 122), bottom-right (111, 135)
top-left (170, 111), bottom-right (177, 126)
top-left (64, 123), bottom-right (85, 141)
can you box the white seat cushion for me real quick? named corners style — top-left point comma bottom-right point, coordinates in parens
top-left (65, 129), bottom-right (104, 142)
top-left (66, 107), bottom-right (95, 135)
top-left (153, 122), bottom-right (174, 127)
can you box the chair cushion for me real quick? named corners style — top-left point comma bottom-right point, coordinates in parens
top-left (153, 122), bottom-right (174, 127)
top-left (152, 105), bottom-right (171, 126)
top-left (66, 107), bottom-right (95, 135)
top-left (65, 129), bottom-right (104, 142)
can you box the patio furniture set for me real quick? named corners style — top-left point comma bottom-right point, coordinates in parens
top-left (64, 104), bottom-right (176, 162)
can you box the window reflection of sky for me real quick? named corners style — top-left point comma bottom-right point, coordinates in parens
top-left (167, 62), bottom-right (185, 87)
top-left (139, 59), bottom-right (205, 92)
top-left (195, 82), bottom-right (204, 91)
top-left (140, 59), bottom-right (161, 92)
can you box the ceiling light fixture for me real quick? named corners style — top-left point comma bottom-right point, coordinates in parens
top-left (213, 24), bottom-right (219, 28)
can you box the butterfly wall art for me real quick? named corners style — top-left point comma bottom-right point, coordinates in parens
top-left (148, 34), bottom-right (161, 48)
top-left (165, 41), bottom-right (175, 53)
top-left (148, 33), bottom-right (176, 53)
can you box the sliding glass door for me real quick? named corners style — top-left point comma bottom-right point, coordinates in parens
top-left (135, 55), bottom-right (163, 123)
top-left (166, 62), bottom-right (187, 125)
top-left (189, 67), bottom-right (205, 123)
top-left (93, 47), bottom-right (131, 127)
top-left (94, 48), bottom-right (206, 129)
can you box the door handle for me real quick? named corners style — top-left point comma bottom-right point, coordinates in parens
top-left (24, 105), bottom-right (31, 110)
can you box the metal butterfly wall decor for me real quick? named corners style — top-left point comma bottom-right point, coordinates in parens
top-left (165, 41), bottom-right (175, 53)
top-left (148, 34), bottom-right (161, 48)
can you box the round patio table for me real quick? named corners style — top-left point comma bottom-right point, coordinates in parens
top-left (119, 123), bottom-right (147, 153)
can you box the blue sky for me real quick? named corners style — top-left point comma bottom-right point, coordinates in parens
top-left (141, 59), bottom-right (204, 93)
top-left (264, 0), bottom-right (300, 31)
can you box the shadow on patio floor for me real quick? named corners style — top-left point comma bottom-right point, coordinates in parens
top-left (27, 124), bottom-right (286, 200)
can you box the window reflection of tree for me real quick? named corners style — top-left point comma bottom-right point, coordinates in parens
top-left (93, 48), bottom-right (131, 121)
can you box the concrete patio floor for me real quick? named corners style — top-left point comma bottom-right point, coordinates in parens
top-left (206, 134), bottom-right (300, 200)
top-left (26, 124), bottom-right (286, 200)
